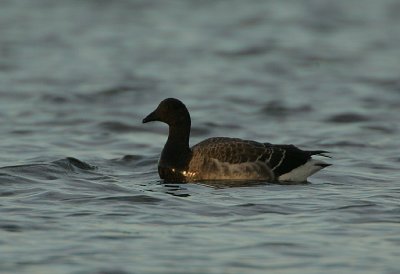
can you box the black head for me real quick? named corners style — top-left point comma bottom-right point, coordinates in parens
top-left (142, 98), bottom-right (191, 127)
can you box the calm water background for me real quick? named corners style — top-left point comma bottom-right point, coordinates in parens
top-left (1, 0), bottom-right (400, 273)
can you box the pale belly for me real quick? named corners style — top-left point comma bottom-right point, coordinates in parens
top-left (186, 157), bottom-right (276, 182)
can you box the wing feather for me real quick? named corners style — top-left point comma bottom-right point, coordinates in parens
top-left (192, 137), bottom-right (266, 164)
top-left (192, 137), bottom-right (326, 177)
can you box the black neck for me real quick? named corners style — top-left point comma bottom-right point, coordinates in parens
top-left (166, 124), bottom-right (190, 149)
top-left (160, 123), bottom-right (192, 170)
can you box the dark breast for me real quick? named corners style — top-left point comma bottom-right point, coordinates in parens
top-left (158, 166), bottom-right (188, 182)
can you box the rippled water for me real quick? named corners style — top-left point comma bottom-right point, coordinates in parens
top-left (1, 0), bottom-right (400, 273)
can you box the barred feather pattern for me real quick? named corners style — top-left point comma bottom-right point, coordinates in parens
top-left (185, 137), bottom-right (327, 182)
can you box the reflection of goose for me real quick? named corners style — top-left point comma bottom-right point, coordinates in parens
top-left (143, 98), bottom-right (330, 183)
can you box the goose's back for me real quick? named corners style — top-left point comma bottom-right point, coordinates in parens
top-left (187, 137), bottom-right (277, 181)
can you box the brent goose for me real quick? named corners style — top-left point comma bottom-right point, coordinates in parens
top-left (143, 98), bottom-right (330, 183)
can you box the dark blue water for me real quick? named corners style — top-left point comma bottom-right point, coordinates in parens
top-left (1, 0), bottom-right (400, 273)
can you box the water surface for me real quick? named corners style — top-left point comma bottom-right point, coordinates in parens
top-left (1, 0), bottom-right (400, 273)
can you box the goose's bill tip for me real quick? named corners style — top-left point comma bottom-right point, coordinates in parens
top-left (142, 117), bottom-right (151, 123)
top-left (142, 111), bottom-right (157, 123)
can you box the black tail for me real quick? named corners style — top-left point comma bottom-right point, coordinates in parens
top-left (265, 144), bottom-right (331, 176)
top-left (316, 163), bottom-right (332, 168)
top-left (270, 144), bottom-right (330, 158)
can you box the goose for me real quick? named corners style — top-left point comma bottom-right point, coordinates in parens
top-left (142, 98), bottom-right (330, 183)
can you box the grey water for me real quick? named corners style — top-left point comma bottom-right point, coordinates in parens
top-left (1, 0), bottom-right (400, 273)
